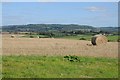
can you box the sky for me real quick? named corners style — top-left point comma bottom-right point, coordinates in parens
top-left (2, 2), bottom-right (118, 27)
top-left (1, 0), bottom-right (119, 2)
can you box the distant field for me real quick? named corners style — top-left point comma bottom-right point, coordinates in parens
top-left (2, 55), bottom-right (118, 78)
top-left (107, 35), bottom-right (119, 42)
top-left (58, 35), bottom-right (119, 42)
top-left (58, 35), bottom-right (92, 41)
top-left (20, 34), bottom-right (119, 42)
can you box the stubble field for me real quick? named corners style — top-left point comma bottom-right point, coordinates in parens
top-left (2, 34), bottom-right (118, 58)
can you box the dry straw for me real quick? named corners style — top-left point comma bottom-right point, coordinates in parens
top-left (11, 35), bottom-right (15, 38)
top-left (91, 35), bottom-right (108, 45)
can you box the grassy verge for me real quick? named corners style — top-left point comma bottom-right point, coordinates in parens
top-left (2, 55), bottom-right (118, 78)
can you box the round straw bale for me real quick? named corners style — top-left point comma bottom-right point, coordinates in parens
top-left (11, 35), bottom-right (15, 38)
top-left (91, 35), bottom-right (108, 45)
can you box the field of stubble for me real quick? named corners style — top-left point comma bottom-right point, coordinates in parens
top-left (2, 34), bottom-right (118, 58)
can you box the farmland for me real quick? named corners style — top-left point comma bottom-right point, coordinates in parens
top-left (1, 2), bottom-right (119, 78)
top-left (2, 34), bottom-right (118, 58)
top-left (57, 35), bottom-right (119, 42)
top-left (18, 34), bottom-right (119, 42)
top-left (2, 34), bottom-right (119, 78)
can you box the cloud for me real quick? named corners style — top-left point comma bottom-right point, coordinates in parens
top-left (85, 6), bottom-right (106, 12)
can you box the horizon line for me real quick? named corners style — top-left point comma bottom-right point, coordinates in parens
top-left (1, 23), bottom-right (118, 27)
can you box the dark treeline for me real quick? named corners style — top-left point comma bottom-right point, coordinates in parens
top-left (2, 24), bottom-right (95, 32)
top-left (2, 24), bottom-right (119, 37)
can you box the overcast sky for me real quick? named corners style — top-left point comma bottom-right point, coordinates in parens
top-left (2, 2), bottom-right (118, 27)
